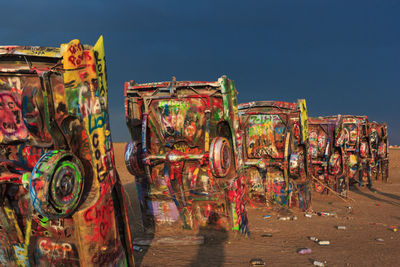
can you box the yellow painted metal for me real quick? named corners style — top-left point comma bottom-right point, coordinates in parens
top-left (298, 99), bottom-right (309, 143)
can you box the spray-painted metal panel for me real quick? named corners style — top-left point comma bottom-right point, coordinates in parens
top-left (0, 37), bottom-right (134, 266)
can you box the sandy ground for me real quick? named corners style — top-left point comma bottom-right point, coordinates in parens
top-left (114, 143), bottom-right (400, 267)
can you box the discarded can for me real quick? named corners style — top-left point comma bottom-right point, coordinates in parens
top-left (313, 260), bottom-right (326, 266)
top-left (346, 206), bottom-right (352, 213)
top-left (278, 216), bottom-right (291, 221)
top-left (318, 240), bottom-right (330, 245)
top-left (305, 213), bottom-right (312, 218)
top-left (309, 236), bottom-right (319, 242)
top-left (263, 215), bottom-right (271, 219)
top-left (297, 248), bottom-right (312, 255)
top-left (132, 245), bottom-right (143, 252)
top-left (376, 238), bottom-right (384, 242)
top-left (249, 258), bottom-right (265, 266)
top-left (261, 233), bottom-right (273, 237)
top-left (320, 211), bottom-right (337, 217)
top-left (337, 226), bottom-right (346, 230)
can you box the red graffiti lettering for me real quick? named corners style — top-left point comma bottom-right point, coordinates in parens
top-left (83, 198), bottom-right (114, 240)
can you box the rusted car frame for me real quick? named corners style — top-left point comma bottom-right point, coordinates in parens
top-left (368, 121), bottom-right (389, 182)
top-left (124, 76), bottom-right (247, 233)
top-left (332, 115), bottom-right (374, 188)
top-left (238, 100), bottom-right (311, 211)
top-left (308, 116), bottom-right (347, 196)
top-left (0, 38), bottom-right (134, 266)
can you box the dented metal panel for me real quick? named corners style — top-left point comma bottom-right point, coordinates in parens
top-left (0, 37), bottom-right (134, 266)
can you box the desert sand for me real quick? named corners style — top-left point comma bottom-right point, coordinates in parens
top-left (114, 143), bottom-right (400, 267)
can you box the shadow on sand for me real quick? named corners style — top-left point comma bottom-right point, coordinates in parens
top-left (367, 187), bottom-right (400, 201)
top-left (123, 180), bottom-right (230, 266)
top-left (350, 185), bottom-right (400, 207)
top-left (123, 181), bottom-right (155, 267)
top-left (189, 227), bottom-right (228, 267)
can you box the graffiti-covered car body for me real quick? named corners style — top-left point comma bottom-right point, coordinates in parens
top-left (238, 100), bottom-right (311, 211)
top-left (333, 115), bottom-right (373, 187)
top-left (124, 76), bottom-right (247, 233)
top-left (0, 38), bottom-right (134, 266)
top-left (308, 116), bottom-right (347, 196)
top-left (368, 121), bottom-right (389, 181)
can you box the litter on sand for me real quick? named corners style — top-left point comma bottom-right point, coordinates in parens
top-left (261, 233), bottom-right (273, 237)
top-left (250, 258), bottom-right (265, 266)
top-left (297, 248), bottom-right (312, 254)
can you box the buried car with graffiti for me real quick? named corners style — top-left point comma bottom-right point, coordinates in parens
top-left (333, 115), bottom-right (375, 188)
top-left (368, 121), bottom-right (389, 182)
top-left (308, 116), bottom-right (347, 196)
top-left (0, 38), bottom-right (134, 266)
top-left (238, 100), bottom-right (311, 211)
top-left (124, 76), bottom-right (247, 233)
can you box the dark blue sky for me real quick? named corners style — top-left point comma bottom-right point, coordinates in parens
top-left (2, 0), bottom-right (399, 143)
